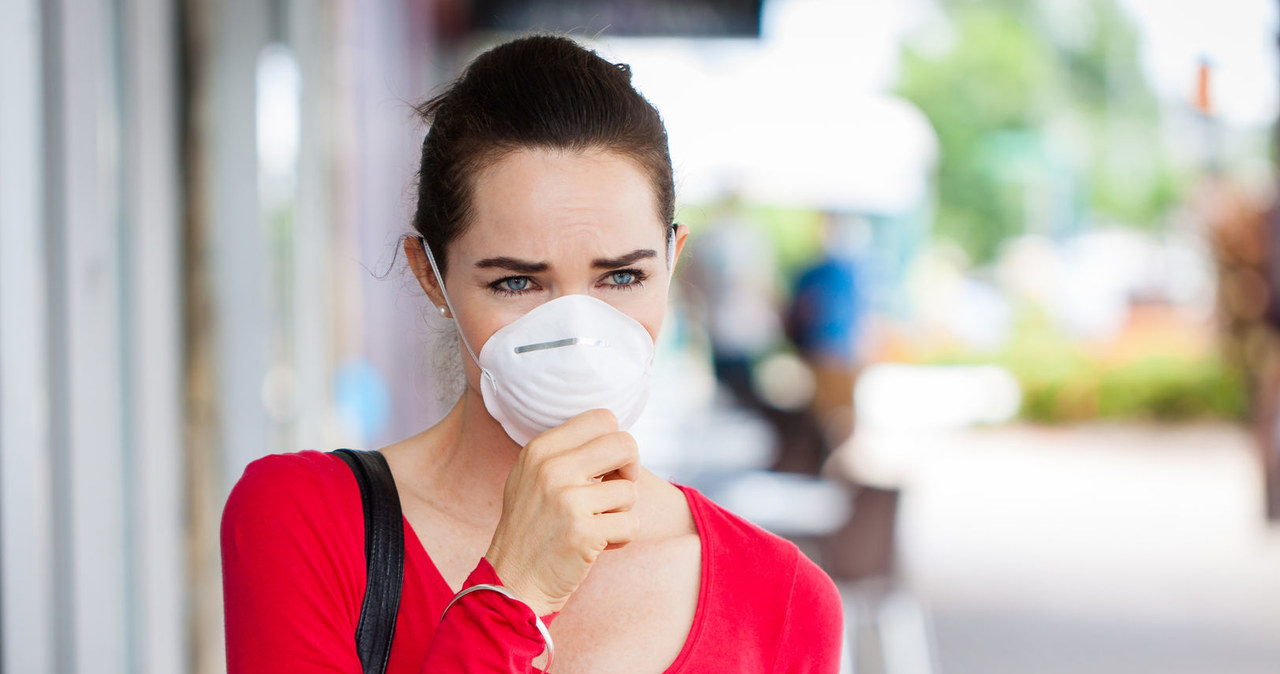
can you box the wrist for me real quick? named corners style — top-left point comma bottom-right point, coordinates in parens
top-left (481, 554), bottom-right (558, 618)
top-left (443, 580), bottom-right (556, 669)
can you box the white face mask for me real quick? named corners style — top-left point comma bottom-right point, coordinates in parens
top-left (422, 241), bottom-right (662, 446)
top-left (477, 294), bottom-right (655, 445)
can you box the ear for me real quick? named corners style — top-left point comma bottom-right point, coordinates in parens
top-left (669, 223), bottom-right (690, 271)
top-left (405, 236), bottom-right (450, 315)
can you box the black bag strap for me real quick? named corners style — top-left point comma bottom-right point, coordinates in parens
top-left (332, 449), bottom-right (405, 674)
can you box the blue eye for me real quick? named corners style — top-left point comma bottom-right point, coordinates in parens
top-left (488, 276), bottom-right (535, 296)
top-left (599, 269), bottom-right (647, 290)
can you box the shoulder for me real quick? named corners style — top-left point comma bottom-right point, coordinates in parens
top-left (236, 449), bottom-right (352, 486)
top-left (224, 450), bottom-right (354, 507)
top-left (221, 450), bottom-right (360, 542)
top-left (786, 548), bottom-right (844, 636)
top-left (681, 484), bottom-right (800, 564)
top-left (775, 550), bottom-right (844, 670)
top-left (220, 450), bottom-right (368, 607)
top-left (798, 257), bottom-right (839, 283)
top-left (221, 451), bottom-right (372, 670)
top-left (680, 486), bottom-right (844, 663)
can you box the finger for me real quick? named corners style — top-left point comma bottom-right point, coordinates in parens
top-left (567, 432), bottom-right (639, 480)
top-left (525, 408), bottom-right (618, 456)
top-left (601, 452), bottom-right (637, 485)
top-left (569, 479), bottom-right (637, 516)
top-left (595, 511), bottom-right (640, 547)
top-left (598, 456), bottom-right (642, 484)
top-left (535, 433), bottom-right (635, 491)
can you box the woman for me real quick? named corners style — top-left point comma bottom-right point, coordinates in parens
top-left (221, 35), bottom-right (843, 673)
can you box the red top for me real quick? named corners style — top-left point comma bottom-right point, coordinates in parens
top-left (221, 450), bottom-right (844, 672)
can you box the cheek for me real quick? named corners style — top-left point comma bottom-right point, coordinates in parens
top-left (629, 295), bottom-right (668, 343)
top-left (447, 283), bottom-right (534, 357)
top-left (603, 276), bottom-right (671, 343)
top-left (457, 311), bottom-right (508, 358)
top-left (452, 313), bottom-right (494, 389)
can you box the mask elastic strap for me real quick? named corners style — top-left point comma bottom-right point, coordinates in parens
top-left (420, 237), bottom-right (482, 366)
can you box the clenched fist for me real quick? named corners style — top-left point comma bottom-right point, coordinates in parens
top-left (483, 409), bottom-right (641, 616)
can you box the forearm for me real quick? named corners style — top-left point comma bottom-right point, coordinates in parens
top-left (420, 559), bottom-right (555, 673)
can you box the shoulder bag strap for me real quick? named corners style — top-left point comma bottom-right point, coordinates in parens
top-left (332, 448), bottom-right (405, 674)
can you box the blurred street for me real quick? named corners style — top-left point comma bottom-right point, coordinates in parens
top-left (870, 423), bottom-right (1280, 674)
top-left (7, 0), bottom-right (1280, 671)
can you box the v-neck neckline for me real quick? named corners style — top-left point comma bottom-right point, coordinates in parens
top-left (400, 483), bottom-right (712, 673)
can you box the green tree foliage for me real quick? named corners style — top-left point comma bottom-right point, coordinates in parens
top-left (927, 308), bottom-right (1248, 422)
top-left (897, 0), bottom-right (1186, 263)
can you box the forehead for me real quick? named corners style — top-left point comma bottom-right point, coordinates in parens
top-left (459, 148), bottom-right (664, 256)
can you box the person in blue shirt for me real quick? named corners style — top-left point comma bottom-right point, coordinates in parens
top-left (786, 213), bottom-right (868, 456)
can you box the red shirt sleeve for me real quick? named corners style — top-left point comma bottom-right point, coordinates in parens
top-left (221, 453), bottom-right (366, 672)
top-left (679, 485), bottom-right (845, 672)
top-left (772, 554), bottom-right (844, 672)
top-left (221, 452), bottom-right (554, 673)
top-left (420, 558), bottom-right (555, 673)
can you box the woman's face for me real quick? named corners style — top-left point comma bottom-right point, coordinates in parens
top-left (411, 148), bottom-right (688, 386)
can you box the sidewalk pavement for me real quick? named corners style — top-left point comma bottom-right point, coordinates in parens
top-left (862, 423), bottom-right (1280, 674)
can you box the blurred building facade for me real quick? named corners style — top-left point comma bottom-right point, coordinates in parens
top-left (0, 2), bottom-right (796, 672)
top-left (1, 0), bottom-right (458, 671)
top-left (2, 1), bottom-right (185, 672)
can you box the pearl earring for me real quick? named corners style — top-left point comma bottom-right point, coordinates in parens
top-left (437, 305), bottom-right (449, 317)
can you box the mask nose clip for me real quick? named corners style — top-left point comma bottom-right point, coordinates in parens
top-left (513, 337), bottom-right (608, 354)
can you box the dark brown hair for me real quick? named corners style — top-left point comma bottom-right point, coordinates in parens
top-left (411, 35), bottom-right (676, 273)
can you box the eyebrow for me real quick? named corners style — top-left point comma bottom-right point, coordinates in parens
top-left (592, 249), bottom-right (657, 269)
top-left (474, 257), bottom-right (550, 273)
top-left (474, 249), bottom-right (657, 274)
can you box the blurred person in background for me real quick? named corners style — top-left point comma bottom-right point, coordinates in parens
top-left (682, 191), bottom-right (785, 410)
top-left (219, 35), bottom-right (842, 673)
top-left (784, 214), bottom-right (895, 582)
top-left (1205, 181), bottom-right (1280, 521)
top-left (786, 212), bottom-right (869, 461)
top-left (1265, 206), bottom-right (1280, 521)
top-left (1195, 60), bottom-right (1280, 523)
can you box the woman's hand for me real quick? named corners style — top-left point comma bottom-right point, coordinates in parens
top-left (484, 408), bottom-right (641, 617)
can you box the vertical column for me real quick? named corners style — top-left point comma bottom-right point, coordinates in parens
top-left (54, 0), bottom-right (131, 669)
top-left (4, 1), bottom-right (188, 672)
top-left (122, 0), bottom-right (187, 670)
top-left (208, 0), bottom-right (272, 489)
top-left (184, 1), bottom-right (271, 670)
top-left (0, 0), bottom-right (55, 671)
top-left (351, 0), bottom-right (444, 447)
top-left (290, 0), bottom-right (336, 451)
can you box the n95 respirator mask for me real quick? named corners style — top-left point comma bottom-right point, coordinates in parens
top-left (421, 242), bottom-right (657, 446)
top-left (476, 294), bottom-right (655, 445)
